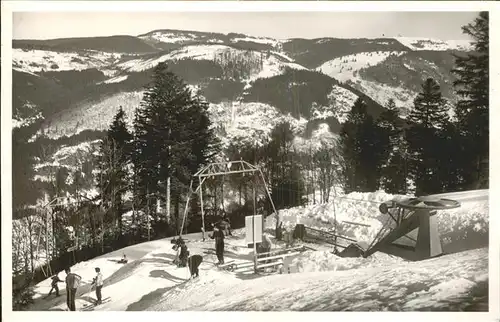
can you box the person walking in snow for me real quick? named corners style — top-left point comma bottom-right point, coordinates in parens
top-left (188, 254), bottom-right (203, 278)
top-left (210, 223), bottom-right (225, 265)
top-left (64, 267), bottom-right (82, 311)
top-left (46, 273), bottom-right (64, 298)
top-left (91, 267), bottom-right (104, 305)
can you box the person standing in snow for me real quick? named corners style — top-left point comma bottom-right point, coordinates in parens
top-left (210, 224), bottom-right (225, 265)
top-left (259, 233), bottom-right (273, 263)
top-left (91, 267), bottom-right (104, 305)
top-left (179, 240), bottom-right (189, 268)
top-left (188, 254), bottom-right (203, 278)
top-left (283, 227), bottom-right (293, 248)
top-left (46, 273), bottom-right (64, 298)
top-left (64, 267), bottom-right (82, 311)
top-left (221, 214), bottom-right (232, 236)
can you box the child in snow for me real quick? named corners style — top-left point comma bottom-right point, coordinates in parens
top-left (64, 267), bottom-right (82, 311)
top-left (210, 224), bottom-right (225, 265)
top-left (188, 254), bottom-right (203, 278)
top-left (118, 254), bottom-right (128, 264)
top-left (46, 273), bottom-right (64, 298)
top-left (91, 267), bottom-right (104, 305)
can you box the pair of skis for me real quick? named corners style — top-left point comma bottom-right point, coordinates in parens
top-left (216, 260), bottom-right (236, 271)
top-left (81, 297), bottom-right (111, 311)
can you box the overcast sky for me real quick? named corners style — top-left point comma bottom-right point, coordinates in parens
top-left (13, 11), bottom-right (478, 41)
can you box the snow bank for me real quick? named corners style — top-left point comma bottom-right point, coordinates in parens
top-left (290, 250), bottom-right (406, 273)
top-left (148, 247), bottom-right (487, 311)
top-left (266, 190), bottom-right (489, 248)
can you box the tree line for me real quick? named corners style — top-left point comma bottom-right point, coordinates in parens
top-left (340, 12), bottom-right (488, 195)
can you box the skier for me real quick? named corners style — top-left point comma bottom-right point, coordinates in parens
top-left (91, 267), bottom-right (104, 305)
top-left (64, 267), bottom-right (82, 311)
top-left (210, 223), bottom-right (225, 265)
top-left (46, 273), bottom-right (64, 298)
top-left (188, 254), bottom-right (203, 279)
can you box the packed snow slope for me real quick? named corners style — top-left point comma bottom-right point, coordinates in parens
top-left (26, 190), bottom-right (488, 311)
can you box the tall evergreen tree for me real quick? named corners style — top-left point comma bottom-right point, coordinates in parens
top-left (407, 78), bottom-right (449, 128)
top-left (341, 98), bottom-right (385, 193)
top-left (96, 107), bottom-right (133, 239)
top-left (377, 99), bottom-right (408, 194)
top-left (452, 11), bottom-right (489, 188)
top-left (132, 62), bottom-right (219, 234)
top-left (406, 78), bottom-right (448, 195)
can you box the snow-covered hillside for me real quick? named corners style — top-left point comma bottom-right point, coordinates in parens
top-left (208, 101), bottom-right (307, 149)
top-left (396, 37), bottom-right (473, 52)
top-left (13, 100), bottom-right (43, 129)
top-left (38, 92), bottom-right (142, 139)
top-left (23, 189), bottom-right (488, 311)
top-left (13, 48), bottom-right (123, 74)
top-left (140, 31), bottom-right (203, 44)
top-left (310, 85), bottom-right (359, 123)
top-left (12, 31), bottom-right (469, 139)
top-left (231, 35), bottom-right (282, 48)
top-left (317, 51), bottom-right (422, 110)
top-left (318, 51), bottom-right (406, 83)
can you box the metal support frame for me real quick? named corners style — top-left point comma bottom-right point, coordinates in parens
top-left (179, 161), bottom-right (278, 268)
top-left (364, 197), bottom-right (461, 261)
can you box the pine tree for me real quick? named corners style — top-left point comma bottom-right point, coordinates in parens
top-left (96, 107), bottom-right (133, 240)
top-left (407, 78), bottom-right (449, 129)
top-left (452, 11), bottom-right (489, 189)
top-left (341, 98), bottom-right (385, 193)
top-left (406, 78), bottom-right (448, 195)
top-left (132, 62), bottom-right (219, 235)
top-left (378, 99), bottom-right (408, 194)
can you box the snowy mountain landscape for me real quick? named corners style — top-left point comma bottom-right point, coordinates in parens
top-left (9, 10), bottom-right (491, 314)
top-left (12, 29), bottom-right (472, 202)
top-left (24, 190), bottom-right (488, 312)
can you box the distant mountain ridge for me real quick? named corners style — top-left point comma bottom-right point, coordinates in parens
top-left (12, 28), bottom-right (471, 204)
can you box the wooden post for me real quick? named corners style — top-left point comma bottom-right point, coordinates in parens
top-left (180, 180), bottom-right (194, 238)
top-left (257, 169), bottom-right (278, 234)
top-left (166, 176), bottom-right (171, 224)
top-left (199, 176), bottom-right (205, 241)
